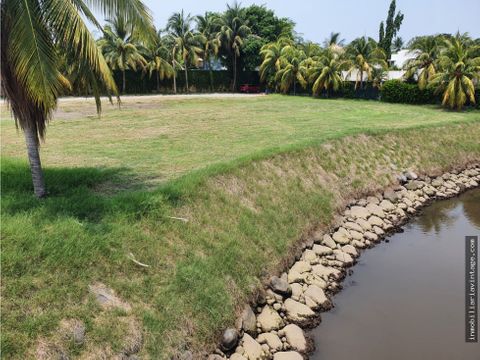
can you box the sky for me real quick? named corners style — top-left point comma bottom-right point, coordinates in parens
top-left (106, 0), bottom-right (480, 44)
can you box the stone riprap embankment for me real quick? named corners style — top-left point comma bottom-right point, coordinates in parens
top-left (205, 166), bottom-right (480, 360)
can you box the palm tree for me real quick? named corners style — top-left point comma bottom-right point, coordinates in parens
top-left (196, 12), bottom-right (221, 91)
top-left (308, 49), bottom-right (347, 97)
top-left (323, 32), bottom-right (345, 48)
top-left (1, 0), bottom-right (153, 197)
top-left (259, 37), bottom-right (293, 88)
top-left (217, 1), bottom-right (252, 91)
top-left (144, 31), bottom-right (175, 92)
top-left (167, 10), bottom-right (204, 92)
top-left (430, 33), bottom-right (480, 110)
top-left (346, 37), bottom-right (387, 90)
top-left (98, 13), bottom-right (147, 94)
top-left (275, 46), bottom-right (307, 95)
top-left (403, 36), bottom-right (441, 89)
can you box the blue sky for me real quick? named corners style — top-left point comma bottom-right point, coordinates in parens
top-left (116, 0), bottom-right (479, 44)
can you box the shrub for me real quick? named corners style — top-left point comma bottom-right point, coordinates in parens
top-left (380, 80), bottom-right (437, 104)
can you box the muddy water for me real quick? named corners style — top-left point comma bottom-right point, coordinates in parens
top-left (310, 189), bottom-right (480, 360)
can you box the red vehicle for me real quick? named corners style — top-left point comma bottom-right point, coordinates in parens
top-left (239, 84), bottom-right (261, 93)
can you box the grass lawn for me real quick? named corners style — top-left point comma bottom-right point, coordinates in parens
top-left (1, 95), bottom-right (480, 359)
top-left (2, 94), bottom-right (479, 187)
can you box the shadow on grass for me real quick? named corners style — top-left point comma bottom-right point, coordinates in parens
top-left (1, 158), bottom-right (167, 222)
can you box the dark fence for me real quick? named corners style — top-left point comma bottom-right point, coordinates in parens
top-left (111, 69), bottom-right (260, 95)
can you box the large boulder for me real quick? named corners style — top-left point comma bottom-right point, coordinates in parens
top-left (242, 334), bottom-right (263, 360)
top-left (257, 333), bottom-right (282, 352)
top-left (304, 285), bottom-right (331, 309)
top-left (349, 206), bottom-right (371, 219)
top-left (284, 299), bottom-right (315, 322)
top-left (282, 324), bottom-right (307, 352)
top-left (241, 306), bottom-right (257, 334)
top-left (270, 276), bottom-right (292, 297)
top-left (221, 328), bottom-right (239, 351)
top-left (257, 306), bottom-right (283, 332)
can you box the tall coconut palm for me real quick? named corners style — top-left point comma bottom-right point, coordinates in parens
top-left (1, 0), bottom-right (153, 197)
top-left (167, 10), bottom-right (204, 92)
top-left (259, 37), bottom-right (293, 87)
top-left (346, 36), bottom-right (387, 90)
top-left (275, 46), bottom-right (307, 95)
top-left (196, 12), bottom-right (221, 91)
top-left (430, 34), bottom-right (480, 110)
top-left (98, 13), bottom-right (147, 94)
top-left (403, 36), bottom-right (440, 89)
top-left (144, 31), bottom-right (175, 92)
top-left (217, 1), bottom-right (252, 91)
top-left (308, 50), bottom-right (347, 97)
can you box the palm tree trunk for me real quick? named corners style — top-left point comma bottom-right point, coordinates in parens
top-left (122, 70), bottom-right (126, 94)
top-left (209, 67), bottom-right (214, 92)
top-left (156, 71), bottom-right (160, 92)
top-left (173, 70), bottom-right (177, 94)
top-left (293, 78), bottom-right (297, 95)
top-left (232, 55), bottom-right (237, 92)
top-left (184, 67), bottom-right (189, 93)
top-left (24, 125), bottom-right (46, 198)
top-left (359, 70), bottom-right (363, 91)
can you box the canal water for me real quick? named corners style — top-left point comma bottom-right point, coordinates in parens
top-left (310, 189), bottom-right (480, 360)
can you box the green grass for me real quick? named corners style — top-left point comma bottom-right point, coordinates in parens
top-left (1, 95), bottom-right (480, 358)
top-left (2, 95), bottom-right (479, 187)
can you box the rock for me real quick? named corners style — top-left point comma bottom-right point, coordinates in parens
top-left (405, 171), bottom-right (418, 180)
top-left (270, 276), bottom-right (292, 297)
top-left (290, 283), bottom-right (303, 299)
top-left (348, 230), bottom-right (363, 241)
top-left (332, 228), bottom-right (351, 245)
top-left (284, 299), bottom-right (315, 322)
top-left (287, 270), bottom-right (303, 284)
top-left (88, 283), bottom-right (131, 312)
top-left (312, 244), bottom-right (332, 256)
top-left (257, 306), bottom-right (283, 332)
top-left (379, 199), bottom-right (395, 212)
top-left (283, 324), bottom-right (307, 352)
top-left (365, 203), bottom-right (385, 218)
top-left (355, 218), bottom-right (372, 231)
top-left (341, 244), bottom-right (358, 257)
top-left (242, 334), bottom-right (263, 360)
top-left (332, 249), bottom-right (354, 265)
top-left (364, 231), bottom-right (379, 242)
top-left (72, 322), bottom-right (86, 345)
top-left (273, 351), bottom-right (303, 360)
top-left (397, 174), bottom-right (407, 183)
top-left (257, 333), bottom-right (282, 351)
top-left (321, 234), bottom-right (336, 249)
top-left (343, 221), bottom-right (363, 233)
top-left (311, 264), bottom-right (341, 279)
top-left (372, 226), bottom-right (384, 236)
top-left (405, 180), bottom-right (423, 191)
top-left (208, 355), bottom-right (224, 360)
top-left (290, 261), bottom-right (311, 274)
top-left (221, 328), bottom-right (239, 351)
top-left (302, 249), bottom-right (317, 263)
top-left (367, 215), bottom-right (384, 228)
top-left (383, 189), bottom-right (399, 203)
top-left (349, 206), bottom-right (370, 219)
top-left (241, 306), bottom-right (257, 334)
top-left (230, 354), bottom-right (248, 360)
top-left (351, 239), bottom-right (366, 249)
top-left (366, 196), bottom-right (379, 205)
top-left (431, 178), bottom-right (444, 187)
top-left (304, 285), bottom-right (331, 309)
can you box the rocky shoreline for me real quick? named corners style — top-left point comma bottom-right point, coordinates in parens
top-left (205, 165), bottom-right (480, 360)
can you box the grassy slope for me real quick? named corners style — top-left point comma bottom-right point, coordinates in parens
top-left (1, 96), bottom-right (480, 358)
